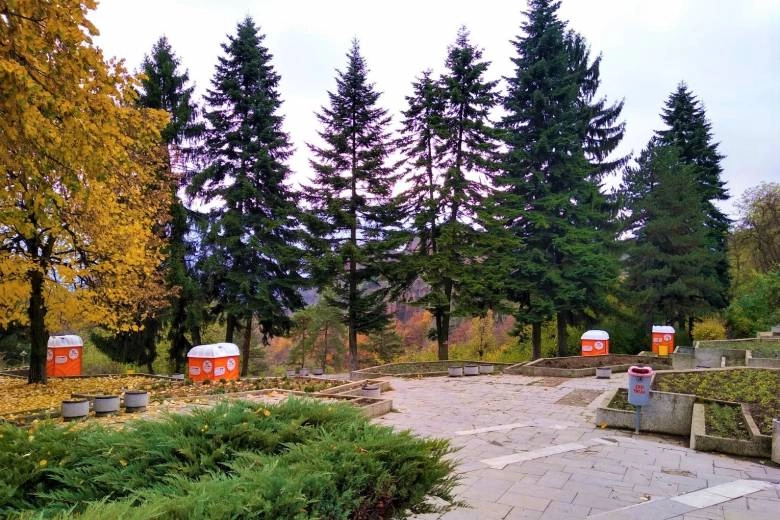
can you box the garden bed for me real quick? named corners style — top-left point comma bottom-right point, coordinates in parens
top-left (689, 402), bottom-right (771, 458)
top-left (351, 361), bottom-right (512, 379)
top-left (0, 375), bottom-right (365, 425)
top-left (653, 368), bottom-right (779, 436)
top-left (596, 387), bottom-right (694, 435)
top-left (514, 354), bottom-right (670, 378)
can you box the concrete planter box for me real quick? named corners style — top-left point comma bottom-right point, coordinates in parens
top-left (746, 352), bottom-right (780, 368)
top-left (478, 364), bottom-right (494, 374)
top-left (448, 366), bottom-right (464, 377)
top-left (124, 390), bottom-right (149, 412)
top-left (285, 368), bottom-right (296, 377)
top-left (61, 398), bottom-right (89, 421)
top-left (350, 361), bottom-right (513, 380)
top-left (312, 367), bottom-right (324, 376)
top-left (463, 364), bottom-right (479, 376)
top-left (694, 348), bottom-right (748, 368)
top-left (690, 403), bottom-right (771, 458)
top-left (361, 383), bottom-right (381, 398)
top-left (595, 388), bottom-right (695, 436)
top-left (514, 355), bottom-right (670, 378)
top-left (773, 419), bottom-right (780, 464)
top-left (595, 367), bottom-right (612, 379)
top-left (93, 395), bottom-right (120, 417)
top-left (672, 353), bottom-right (696, 370)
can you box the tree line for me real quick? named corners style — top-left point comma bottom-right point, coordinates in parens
top-left (1, 0), bottom-right (748, 383)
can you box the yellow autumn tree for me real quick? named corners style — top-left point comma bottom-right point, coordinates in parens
top-left (0, 0), bottom-right (171, 383)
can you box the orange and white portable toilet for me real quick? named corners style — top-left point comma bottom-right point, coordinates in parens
top-left (652, 325), bottom-right (675, 356)
top-left (46, 335), bottom-right (83, 377)
top-left (581, 330), bottom-right (609, 356)
top-left (187, 343), bottom-right (240, 382)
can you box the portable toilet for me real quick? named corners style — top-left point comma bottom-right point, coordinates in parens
top-left (581, 330), bottom-right (609, 356)
top-left (652, 325), bottom-right (675, 356)
top-left (47, 335), bottom-right (83, 377)
top-left (187, 343), bottom-right (240, 382)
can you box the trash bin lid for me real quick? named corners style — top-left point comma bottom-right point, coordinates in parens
top-left (652, 325), bottom-right (675, 334)
top-left (581, 330), bottom-right (609, 340)
top-left (187, 343), bottom-right (240, 358)
top-left (627, 365), bottom-right (653, 376)
top-left (47, 335), bottom-right (83, 347)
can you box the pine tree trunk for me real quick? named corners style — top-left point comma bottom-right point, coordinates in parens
top-left (170, 299), bottom-right (187, 373)
top-left (225, 315), bottom-right (237, 343)
top-left (435, 308), bottom-right (448, 360)
top-left (532, 322), bottom-right (542, 360)
top-left (27, 269), bottom-right (48, 384)
top-left (556, 312), bottom-right (567, 357)
top-left (320, 325), bottom-right (329, 369)
top-left (241, 316), bottom-right (252, 377)
top-left (191, 327), bottom-right (202, 347)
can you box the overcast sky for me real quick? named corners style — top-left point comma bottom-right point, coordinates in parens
top-left (90, 0), bottom-right (780, 219)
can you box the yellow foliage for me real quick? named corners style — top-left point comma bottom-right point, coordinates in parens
top-left (693, 316), bottom-right (727, 341)
top-left (0, 1), bottom-right (171, 338)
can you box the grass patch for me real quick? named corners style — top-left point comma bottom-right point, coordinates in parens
top-left (654, 369), bottom-right (779, 435)
top-left (704, 402), bottom-right (750, 440)
top-left (607, 388), bottom-right (633, 411)
top-left (0, 399), bottom-right (457, 518)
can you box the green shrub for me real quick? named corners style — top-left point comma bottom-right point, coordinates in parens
top-left (1, 399), bottom-right (457, 518)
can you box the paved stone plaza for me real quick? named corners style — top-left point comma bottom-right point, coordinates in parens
top-left (373, 373), bottom-right (780, 519)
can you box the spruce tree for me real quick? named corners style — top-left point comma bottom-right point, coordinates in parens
top-left (623, 145), bottom-right (718, 333)
top-left (137, 36), bottom-right (203, 372)
top-left (397, 28), bottom-right (500, 360)
top-left (498, 0), bottom-right (625, 357)
top-left (656, 83), bottom-right (730, 309)
top-left (189, 17), bottom-right (306, 376)
top-left (96, 37), bottom-right (201, 373)
top-left (307, 40), bottom-right (400, 371)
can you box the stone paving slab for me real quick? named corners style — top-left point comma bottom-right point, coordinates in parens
top-left (372, 373), bottom-right (780, 519)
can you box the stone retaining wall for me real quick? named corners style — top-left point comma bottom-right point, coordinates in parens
top-left (595, 388), bottom-right (695, 436)
top-left (689, 403), bottom-right (771, 458)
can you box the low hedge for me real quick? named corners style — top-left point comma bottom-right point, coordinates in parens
top-left (1, 399), bottom-right (457, 519)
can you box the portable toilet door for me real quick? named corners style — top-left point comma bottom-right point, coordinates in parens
top-left (581, 330), bottom-right (609, 356)
top-left (47, 335), bottom-right (83, 377)
top-left (651, 325), bottom-right (675, 356)
top-left (187, 343), bottom-right (240, 382)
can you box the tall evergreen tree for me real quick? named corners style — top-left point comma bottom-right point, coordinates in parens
top-left (139, 37), bottom-right (198, 148)
top-left (497, 0), bottom-right (625, 357)
top-left (137, 36), bottom-right (203, 373)
top-left (94, 37), bottom-right (202, 373)
top-left (397, 28), bottom-right (501, 360)
top-left (189, 17), bottom-right (306, 376)
top-left (623, 144), bottom-right (718, 333)
top-left (655, 83), bottom-right (730, 309)
top-left (307, 40), bottom-right (400, 371)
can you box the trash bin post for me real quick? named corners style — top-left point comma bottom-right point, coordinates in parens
top-left (627, 365), bottom-right (654, 434)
